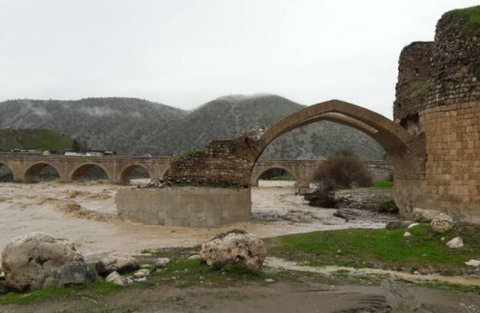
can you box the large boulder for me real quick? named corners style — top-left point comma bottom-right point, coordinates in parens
top-left (44, 261), bottom-right (97, 288)
top-left (199, 230), bottom-right (267, 271)
top-left (1, 232), bottom-right (84, 292)
top-left (95, 254), bottom-right (139, 277)
top-left (411, 208), bottom-right (442, 222)
top-left (430, 213), bottom-right (454, 233)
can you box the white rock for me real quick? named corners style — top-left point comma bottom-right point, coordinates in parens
top-left (105, 271), bottom-right (124, 286)
top-left (465, 259), bottom-right (480, 267)
top-left (265, 278), bottom-right (275, 283)
top-left (430, 213), bottom-right (454, 233)
top-left (133, 269), bottom-right (150, 278)
top-left (187, 254), bottom-right (201, 260)
top-left (404, 231), bottom-right (412, 237)
top-left (446, 236), bottom-right (464, 248)
top-left (407, 223), bottom-right (420, 229)
top-left (133, 277), bottom-right (147, 282)
top-left (95, 254), bottom-right (139, 277)
top-left (1, 232), bottom-right (83, 292)
top-left (154, 257), bottom-right (170, 268)
top-left (411, 208), bottom-right (442, 222)
top-left (200, 230), bottom-right (267, 271)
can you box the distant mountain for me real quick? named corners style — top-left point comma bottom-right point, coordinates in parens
top-left (0, 98), bottom-right (187, 155)
top-left (0, 95), bottom-right (385, 159)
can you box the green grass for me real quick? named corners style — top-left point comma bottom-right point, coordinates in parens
top-left (373, 181), bottom-right (393, 189)
top-left (0, 280), bottom-right (119, 305)
top-left (451, 5), bottom-right (480, 24)
top-left (176, 149), bottom-right (205, 159)
top-left (266, 224), bottom-right (480, 272)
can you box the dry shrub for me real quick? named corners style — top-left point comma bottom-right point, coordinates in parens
top-left (314, 153), bottom-right (373, 190)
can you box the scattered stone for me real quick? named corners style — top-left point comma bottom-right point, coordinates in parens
top-left (407, 223), bottom-right (420, 229)
top-left (154, 257), bottom-right (170, 268)
top-left (404, 231), bottom-right (412, 237)
top-left (140, 264), bottom-right (152, 269)
top-left (0, 271), bottom-right (4, 280)
top-left (446, 236), bottom-right (464, 248)
top-left (411, 208), bottom-right (441, 222)
top-left (133, 269), bottom-right (150, 278)
top-left (386, 220), bottom-right (413, 230)
top-left (44, 261), bottom-right (97, 288)
top-left (200, 229), bottom-right (267, 271)
top-left (95, 254), bottom-right (139, 277)
top-left (1, 232), bottom-right (84, 292)
top-left (105, 271), bottom-right (133, 286)
top-left (430, 213), bottom-right (454, 233)
top-left (265, 278), bottom-right (275, 283)
top-left (333, 208), bottom-right (361, 221)
top-left (466, 259), bottom-right (480, 267)
top-left (133, 277), bottom-right (147, 282)
top-left (187, 254), bottom-right (201, 260)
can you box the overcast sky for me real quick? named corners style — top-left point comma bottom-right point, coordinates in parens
top-left (0, 0), bottom-right (478, 117)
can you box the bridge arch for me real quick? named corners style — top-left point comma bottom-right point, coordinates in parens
top-left (119, 164), bottom-right (152, 185)
top-left (70, 163), bottom-right (111, 182)
top-left (23, 162), bottom-right (62, 183)
top-left (251, 99), bottom-right (425, 212)
top-left (252, 166), bottom-right (297, 186)
top-left (254, 100), bottom-right (423, 179)
top-left (0, 162), bottom-right (14, 182)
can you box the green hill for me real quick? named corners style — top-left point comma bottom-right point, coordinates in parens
top-left (0, 128), bottom-right (74, 151)
top-left (0, 95), bottom-right (385, 159)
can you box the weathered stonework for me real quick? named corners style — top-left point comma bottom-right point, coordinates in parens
top-left (116, 187), bottom-right (251, 227)
top-left (394, 41), bottom-right (434, 135)
top-left (168, 132), bottom-right (263, 187)
top-left (420, 101), bottom-right (480, 223)
top-left (394, 6), bottom-right (480, 223)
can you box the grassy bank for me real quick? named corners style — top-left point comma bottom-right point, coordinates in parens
top-left (266, 224), bottom-right (480, 273)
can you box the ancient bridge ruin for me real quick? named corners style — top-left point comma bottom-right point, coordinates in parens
top-left (168, 7), bottom-right (480, 224)
top-left (0, 153), bottom-right (391, 188)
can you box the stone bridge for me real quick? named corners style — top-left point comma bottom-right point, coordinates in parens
top-left (0, 154), bottom-right (173, 184)
top-left (0, 153), bottom-right (390, 187)
top-left (250, 159), bottom-right (392, 188)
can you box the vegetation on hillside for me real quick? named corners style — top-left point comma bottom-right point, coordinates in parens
top-left (0, 95), bottom-right (385, 159)
top-left (0, 128), bottom-right (75, 151)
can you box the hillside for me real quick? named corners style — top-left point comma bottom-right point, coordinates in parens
top-left (0, 128), bottom-right (74, 151)
top-left (0, 95), bottom-right (385, 159)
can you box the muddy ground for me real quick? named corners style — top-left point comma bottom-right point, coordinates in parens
top-left (2, 180), bottom-right (478, 312)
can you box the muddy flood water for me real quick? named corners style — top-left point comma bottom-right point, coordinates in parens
top-left (0, 180), bottom-right (392, 263)
top-left (1, 180), bottom-right (480, 312)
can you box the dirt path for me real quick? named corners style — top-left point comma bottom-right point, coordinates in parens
top-left (0, 181), bottom-right (394, 263)
top-left (2, 279), bottom-right (479, 313)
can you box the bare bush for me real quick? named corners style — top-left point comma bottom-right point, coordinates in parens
top-left (313, 153), bottom-right (373, 190)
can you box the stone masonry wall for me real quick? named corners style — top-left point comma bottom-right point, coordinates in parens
top-left (420, 101), bottom-right (480, 223)
top-left (394, 6), bottom-right (480, 223)
top-left (168, 137), bottom-right (260, 187)
top-left (394, 41), bottom-right (434, 135)
top-left (428, 9), bottom-right (480, 107)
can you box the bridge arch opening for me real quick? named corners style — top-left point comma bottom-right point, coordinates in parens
top-left (0, 162), bottom-right (13, 182)
top-left (252, 100), bottom-right (420, 181)
top-left (120, 164), bottom-right (152, 185)
top-left (255, 167), bottom-right (297, 187)
top-left (71, 163), bottom-right (110, 182)
top-left (24, 162), bottom-right (61, 183)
